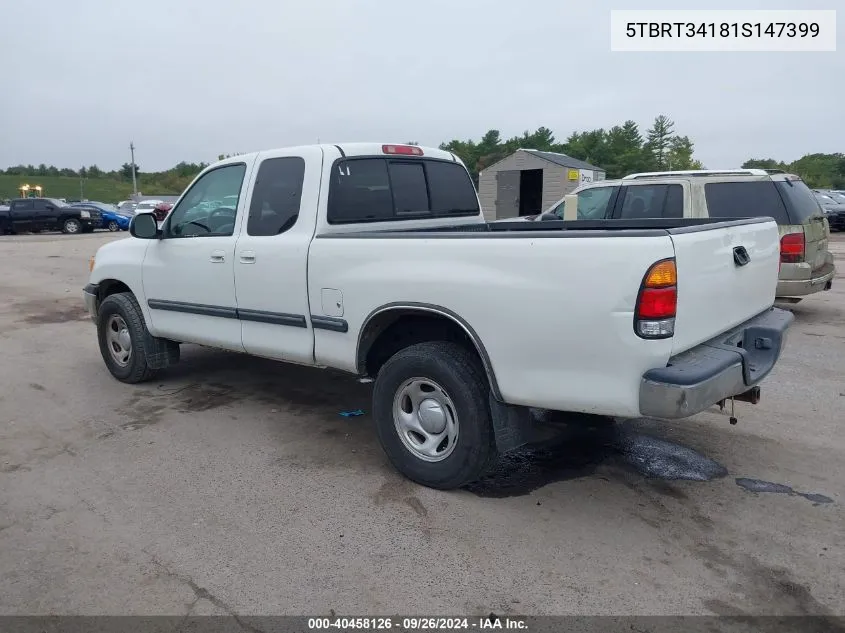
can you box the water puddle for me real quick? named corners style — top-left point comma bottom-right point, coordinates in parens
top-left (735, 478), bottom-right (834, 505)
top-left (464, 419), bottom-right (727, 498)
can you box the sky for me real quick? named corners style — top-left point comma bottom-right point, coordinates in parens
top-left (0, 0), bottom-right (841, 172)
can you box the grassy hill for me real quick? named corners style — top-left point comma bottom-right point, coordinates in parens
top-left (0, 174), bottom-right (137, 203)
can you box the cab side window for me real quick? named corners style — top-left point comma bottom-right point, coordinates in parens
top-left (247, 157), bottom-right (306, 236)
top-left (166, 164), bottom-right (246, 238)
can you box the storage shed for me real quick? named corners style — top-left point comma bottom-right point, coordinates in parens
top-left (477, 149), bottom-right (606, 221)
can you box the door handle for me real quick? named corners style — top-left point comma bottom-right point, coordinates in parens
top-left (239, 251), bottom-right (256, 264)
top-left (210, 250), bottom-right (226, 263)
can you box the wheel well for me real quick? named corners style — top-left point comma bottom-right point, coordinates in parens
top-left (358, 308), bottom-right (501, 399)
top-left (97, 279), bottom-right (132, 305)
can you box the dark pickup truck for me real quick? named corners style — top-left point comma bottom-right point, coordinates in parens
top-left (0, 198), bottom-right (103, 234)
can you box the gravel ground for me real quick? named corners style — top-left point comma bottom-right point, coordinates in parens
top-left (0, 231), bottom-right (843, 618)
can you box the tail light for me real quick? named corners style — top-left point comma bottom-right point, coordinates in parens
top-left (382, 144), bottom-right (424, 156)
top-left (779, 232), bottom-right (804, 264)
top-left (635, 258), bottom-right (677, 339)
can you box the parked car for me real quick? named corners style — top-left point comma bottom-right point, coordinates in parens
top-left (541, 169), bottom-right (835, 301)
top-left (1, 198), bottom-right (103, 234)
top-left (132, 200), bottom-right (164, 217)
top-left (117, 201), bottom-right (138, 215)
top-left (813, 191), bottom-right (845, 231)
top-left (83, 143), bottom-right (792, 490)
top-left (70, 202), bottom-right (132, 231)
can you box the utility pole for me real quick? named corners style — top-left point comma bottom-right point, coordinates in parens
top-left (129, 141), bottom-right (138, 199)
top-left (80, 174), bottom-right (84, 201)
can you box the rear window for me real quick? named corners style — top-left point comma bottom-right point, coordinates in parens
top-left (617, 184), bottom-right (683, 219)
top-left (775, 180), bottom-right (824, 223)
top-left (704, 181), bottom-right (790, 224)
top-left (327, 158), bottom-right (478, 224)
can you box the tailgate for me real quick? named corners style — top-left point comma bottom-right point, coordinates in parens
top-left (668, 219), bottom-right (780, 355)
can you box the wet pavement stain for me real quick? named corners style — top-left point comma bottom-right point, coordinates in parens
top-left (464, 421), bottom-right (728, 498)
top-left (735, 478), bottom-right (834, 505)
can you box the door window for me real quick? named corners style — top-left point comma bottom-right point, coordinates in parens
top-left (247, 157), bottom-right (306, 236)
top-left (617, 184), bottom-right (684, 219)
top-left (166, 164), bottom-right (247, 237)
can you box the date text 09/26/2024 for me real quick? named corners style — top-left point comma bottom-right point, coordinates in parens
top-left (307, 617), bottom-right (528, 631)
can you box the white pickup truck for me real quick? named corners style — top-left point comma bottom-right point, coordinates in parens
top-left (83, 143), bottom-right (793, 489)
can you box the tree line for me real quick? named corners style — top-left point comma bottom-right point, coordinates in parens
top-left (440, 115), bottom-right (703, 183)
top-left (742, 154), bottom-right (845, 189)
top-left (3, 115), bottom-right (844, 193)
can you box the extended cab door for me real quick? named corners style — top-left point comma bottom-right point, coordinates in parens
top-left (233, 147), bottom-right (322, 364)
top-left (142, 160), bottom-right (253, 350)
top-left (10, 200), bottom-right (34, 232)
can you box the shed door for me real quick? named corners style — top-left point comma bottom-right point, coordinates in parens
top-left (495, 170), bottom-right (520, 219)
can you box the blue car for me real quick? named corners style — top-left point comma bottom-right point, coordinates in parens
top-left (70, 202), bottom-right (132, 231)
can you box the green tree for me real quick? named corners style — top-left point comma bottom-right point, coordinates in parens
top-left (120, 163), bottom-right (137, 180)
top-left (741, 158), bottom-right (785, 170)
top-left (667, 136), bottom-right (704, 170)
top-left (645, 115), bottom-right (675, 170)
top-left (87, 164), bottom-right (103, 178)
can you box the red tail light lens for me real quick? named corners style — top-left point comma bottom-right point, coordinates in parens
top-left (635, 258), bottom-right (677, 339)
top-left (779, 232), bottom-right (804, 264)
top-left (382, 144), bottom-right (424, 156)
top-left (638, 287), bottom-right (678, 319)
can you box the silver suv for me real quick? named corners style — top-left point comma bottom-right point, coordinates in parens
top-left (545, 169), bottom-right (835, 300)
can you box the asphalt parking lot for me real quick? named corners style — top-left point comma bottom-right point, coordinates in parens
top-left (0, 231), bottom-right (843, 618)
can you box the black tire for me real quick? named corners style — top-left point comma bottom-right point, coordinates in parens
top-left (372, 341), bottom-right (497, 490)
top-left (107, 221), bottom-right (119, 232)
top-left (62, 218), bottom-right (81, 234)
top-left (97, 293), bottom-right (159, 384)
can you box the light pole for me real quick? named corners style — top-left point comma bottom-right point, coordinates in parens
top-left (129, 141), bottom-right (138, 199)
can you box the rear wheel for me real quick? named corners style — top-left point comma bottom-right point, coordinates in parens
top-left (62, 218), bottom-right (81, 234)
top-left (107, 220), bottom-right (119, 232)
top-left (372, 341), bottom-right (496, 490)
top-left (97, 293), bottom-right (159, 383)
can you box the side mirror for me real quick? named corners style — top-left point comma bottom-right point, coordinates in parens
top-left (130, 212), bottom-right (160, 239)
top-left (562, 194), bottom-right (578, 221)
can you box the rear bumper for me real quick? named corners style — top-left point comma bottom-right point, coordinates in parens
top-left (776, 264), bottom-right (835, 298)
top-left (639, 307), bottom-right (794, 419)
top-left (83, 283), bottom-right (98, 323)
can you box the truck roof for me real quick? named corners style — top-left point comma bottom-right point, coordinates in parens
top-left (214, 143), bottom-right (459, 167)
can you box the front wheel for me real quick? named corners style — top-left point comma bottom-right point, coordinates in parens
top-left (97, 293), bottom-right (160, 383)
top-left (372, 341), bottom-right (497, 490)
top-left (62, 218), bottom-right (81, 234)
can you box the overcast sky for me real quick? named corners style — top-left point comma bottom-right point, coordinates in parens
top-left (1, 0), bottom-right (841, 171)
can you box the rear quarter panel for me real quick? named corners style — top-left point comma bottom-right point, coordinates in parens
top-left (307, 232), bottom-right (677, 417)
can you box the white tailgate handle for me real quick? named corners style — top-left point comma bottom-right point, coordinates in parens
top-left (210, 250), bottom-right (226, 263)
top-left (239, 251), bottom-right (256, 264)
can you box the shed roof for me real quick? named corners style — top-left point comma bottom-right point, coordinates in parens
top-left (519, 149), bottom-right (604, 172)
